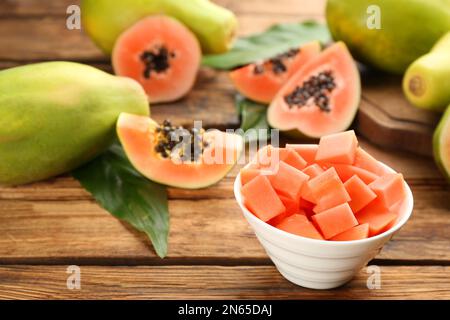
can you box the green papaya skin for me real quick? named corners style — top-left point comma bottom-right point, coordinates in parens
top-left (0, 62), bottom-right (149, 185)
top-left (432, 31), bottom-right (450, 51)
top-left (403, 32), bottom-right (450, 112)
top-left (81, 0), bottom-right (237, 55)
top-left (433, 104), bottom-right (450, 181)
top-left (326, 0), bottom-right (450, 74)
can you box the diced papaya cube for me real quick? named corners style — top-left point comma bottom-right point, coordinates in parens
top-left (313, 189), bottom-right (350, 213)
top-left (300, 164), bottom-right (325, 204)
top-left (279, 213), bottom-right (308, 224)
top-left (311, 203), bottom-right (358, 239)
top-left (269, 211), bottom-right (303, 227)
top-left (383, 217), bottom-right (398, 233)
top-left (303, 208), bottom-right (315, 219)
top-left (241, 175), bottom-right (285, 222)
top-left (312, 183), bottom-right (351, 214)
top-left (315, 130), bottom-right (358, 164)
top-left (307, 167), bottom-right (341, 195)
top-left (355, 200), bottom-right (398, 236)
top-left (240, 167), bottom-right (260, 186)
top-left (253, 145), bottom-right (276, 169)
top-left (302, 164), bottom-right (325, 178)
top-left (276, 214), bottom-right (324, 240)
top-left (344, 175), bottom-right (377, 213)
top-left (279, 148), bottom-right (307, 170)
top-left (369, 173), bottom-right (406, 208)
top-left (278, 194), bottom-right (300, 215)
top-left (390, 197), bottom-right (407, 216)
top-left (330, 223), bottom-right (370, 241)
top-left (269, 200), bottom-right (305, 226)
top-left (313, 189), bottom-right (351, 213)
top-left (308, 167), bottom-right (350, 213)
top-left (268, 161), bottom-right (309, 200)
top-left (301, 185), bottom-right (317, 204)
top-left (286, 144), bottom-right (318, 164)
top-left (299, 198), bottom-right (315, 210)
top-left (354, 147), bottom-right (389, 176)
top-left (333, 164), bottom-right (379, 184)
top-left (254, 146), bottom-right (306, 171)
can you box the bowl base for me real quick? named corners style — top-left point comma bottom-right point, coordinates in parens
top-left (278, 268), bottom-right (353, 290)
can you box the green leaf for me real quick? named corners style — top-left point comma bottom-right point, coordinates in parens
top-left (236, 95), bottom-right (270, 143)
top-left (202, 21), bottom-right (331, 70)
top-left (73, 143), bottom-right (169, 258)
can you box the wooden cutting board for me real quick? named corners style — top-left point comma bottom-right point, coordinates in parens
top-left (356, 68), bottom-right (441, 158)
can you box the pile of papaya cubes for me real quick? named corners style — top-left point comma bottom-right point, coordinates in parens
top-left (240, 130), bottom-right (407, 241)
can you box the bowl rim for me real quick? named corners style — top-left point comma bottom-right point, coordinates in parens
top-left (234, 161), bottom-right (414, 246)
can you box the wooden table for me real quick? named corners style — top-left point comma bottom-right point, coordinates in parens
top-left (0, 0), bottom-right (449, 300)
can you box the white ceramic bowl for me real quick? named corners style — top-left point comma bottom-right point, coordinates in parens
top-left (234, 162), bottom-right (414, 289)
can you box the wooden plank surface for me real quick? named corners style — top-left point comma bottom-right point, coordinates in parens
top-left (0, 265), bottom-right (449, 300)
top-left (356, 72), bottom-right (440, 157)
top-left (0, 16), bottom-right (325, 62)
top-left (0, 140), bottom-right (448, 265)
top-left (0, 0), bottom-right (322, 62)
top-left (0, 187), bottom-right (448, 264)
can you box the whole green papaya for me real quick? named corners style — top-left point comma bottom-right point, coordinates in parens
top-left (81, 0), bottom-right (238, 55)
top-left (0, 62), bottom-right (149, 185)
top-left (403, 31), bottom-right (450, 112)
top-left (326, 0), bottom-right (450, 74)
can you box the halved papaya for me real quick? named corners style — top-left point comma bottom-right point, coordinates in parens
top-left (116, 113), bottom-right (243, 189)
top-left (229, 42), bottom-right (321, 104)
top-left (112, 15), bottom-right (201, 104)
top-left (267, 42), bottom-right (361, 138)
